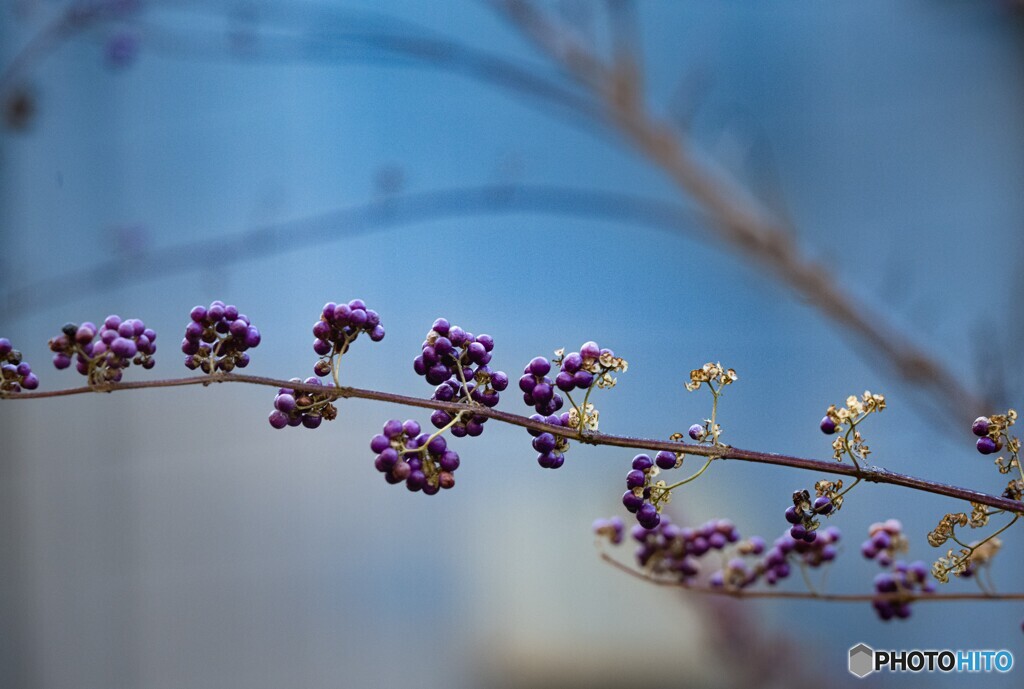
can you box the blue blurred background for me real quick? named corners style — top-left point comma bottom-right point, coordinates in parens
top-left (2, 1), bottom-right (1023, 687)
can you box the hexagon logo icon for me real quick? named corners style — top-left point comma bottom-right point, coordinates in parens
top-left (849, 643), bottom-right (875, 678)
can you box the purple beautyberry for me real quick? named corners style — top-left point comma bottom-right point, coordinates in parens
top-left (972, 417), bottom-right (990, 437)
top-left (655, 451), bottom-right (677, 470)
top-left (813, 496), bottom-right (833, 515)
top-left (977, 436), bottom-right (999, 455)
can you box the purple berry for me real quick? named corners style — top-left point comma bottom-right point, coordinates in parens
top-left (528, 357), bottom-right (551, 376)
top-left (655, 451), bottom-right (677, 470)
top-left (625, 470), bottom-right (646, 489)
top-left (532, 433), bottom-right (556, 453)
top-left (972, 417), bottom-right (990, 437)
top-left (370, 434), bottom-right (390, 453)
top-left (813, 496), bottom-right (833, 515)
top-left (820, 416), bottom-right (838, 434)
top-left (636, 503), bottom-right (660, 529)
top-left (561, 352), bottom-right (583, 374)
top-left (631, 454), bottom-right (653, 471)
top-left (977, 436), bottom-right (999, 455)
top-left (622, 491), bottom-right (643, 513)
top-left (580, 341), bottom-right (600, 360)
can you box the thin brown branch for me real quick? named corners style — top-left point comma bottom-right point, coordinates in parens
top-left (3, 373), bottom-right (1021, 513)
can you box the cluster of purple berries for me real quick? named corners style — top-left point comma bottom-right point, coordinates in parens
top-left (527, 412), bottom-right (572, 468)
top-left (268, 377), bottom-right (337, 429)
top-left (784, 490), bottom-right (833, 543)
top-left (182, 302), bottom-right (260, 373)
top-left (714, 526), bottom-right (840, 589)
top-left (631, 516), bottom-right (742, 582)
top-left (624, 514), bottom-right (841, 591)
top-left (370, 419), bottom-right (459, 494)
top-left (622, 452), bottom-right (680, 529)
top-left (972, 416), bottom-right (1004, 455)
top-left (860, 519), bottom-right (905, 567)
top-left (551, 342), bottom-right (607, 394)
top-left (415, 319), bottom-right (508, 437)
top-left (49, 316), bottom-right (156, 384)
top-left (518, 357), bottom-right (566, 415)
top-left (872, 561), bottom-right (933, 621)
top-left (312, 299), bottom-right (384, 378)
top-left (0, 338), bottom-right (39, 393)
top-left (761, 526), bottom-right (840, 585)
top-left (519, 341), bottom-right (617, 416)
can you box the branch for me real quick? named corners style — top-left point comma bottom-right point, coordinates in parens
top-left (3, 373), bottom-right (1021, 513)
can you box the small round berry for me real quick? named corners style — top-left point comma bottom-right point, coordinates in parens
top-left (439, 451), bottom-right (460, 472)
top-left (977, 436), bottom-right (999, 455)
top-left (655, 451), bottom-right (677, 470)
top-left (625, 470), bottom-right (646, 490)
top-left (370, 434), bottom-right (390, 453)
top-left (431, 318), bottom-right (450, 336)
top-left (490, 371), bottom-right (509, 391)
top-left (268, 410), bottom-right (289, 429)
top-left (687, 424), bottom-right (704, 440)
top-left (528, 357), bottom-right (551, 376)
top-left (572, 371), bottom-right (594, 389)
top-left (580, 341), bottom-right (600, 360)
top-left (972, 417), bottom-right (990, 437)
top-left (383, 419), bottom-right (403, 439)
top-left (631, 454), bottom-right (653, 471)
top-left (274, 393), bottom-right (296, 413)
top-left (555, 371), bottom-right (575, 391)
top-left (561, 352), bottom-right (583, 374)
top-left (813, 496), bottom-right (833, 515)
top-left (111, 337), bottom-right (137, 358)
top-left (406, 471), bottom-right (426, 491)
top-left (784, 506), bottom-right (802, 524)
top-left (636, 503), bottom-right (660, 529)
top-left (622, 490), bottom-right (643, 513)
top-left (532, 433), bottom-right (556, 454)
top-left (820, 416), bottom-right (838, 434)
